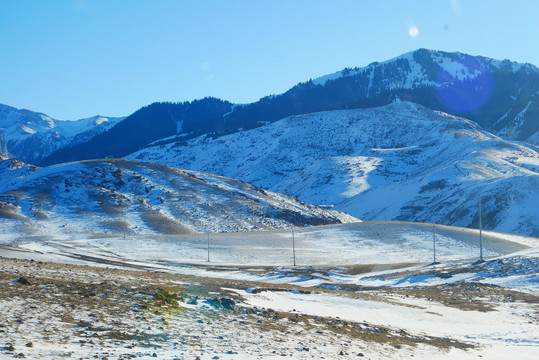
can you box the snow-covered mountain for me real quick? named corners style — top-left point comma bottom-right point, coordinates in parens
top-left (128, 101), bottom-right (539, 237)
top-left (0, 159), bottom-right (356, 242)
top-left (39, 49), bottom-right (539, 165)
top-left (0, 104), bottom-right (124, 164)
top-left (3, 49), bottom-right (537, 236)
top-left (307, 49), bottom-right (539, 144)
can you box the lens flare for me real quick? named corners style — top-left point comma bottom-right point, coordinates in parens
top-left (408, 26), bottom-right (419, 37)
top-left (435, 57), bottom-right (495, 113)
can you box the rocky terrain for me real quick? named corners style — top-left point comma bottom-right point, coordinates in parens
top-left (0, 251), bottom-right (537, 359)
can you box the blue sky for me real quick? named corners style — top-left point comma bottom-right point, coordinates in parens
top-left (1, 0), bottom-right (538, 119)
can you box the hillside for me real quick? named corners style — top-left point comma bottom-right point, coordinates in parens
top-left (29, 221), bottom-right (532, 268)
top-left (0, 159), bottom-right (355, 242)
top-left (128, 101), bottom-right (539, 236)
top-left (308, 49), bottom-right (539, 143)
top-left (0, 155), bottom-right (36, 192)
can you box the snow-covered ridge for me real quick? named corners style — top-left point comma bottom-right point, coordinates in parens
top-left (312, 49), bottom-right (538, 87)
top-left (0, 104), bottom-right (125, 164)
top-left (128, 101), bottom-right (539, 237)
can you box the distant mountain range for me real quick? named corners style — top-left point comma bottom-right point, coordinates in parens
top-left (128, 102), bottom-right (539, 237)
top-left (0, 104), bottom-right (124, 164)
top-left (0, 158), bottom-right (355, 241)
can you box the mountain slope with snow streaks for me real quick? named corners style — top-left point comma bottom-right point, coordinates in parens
top-left (128, 102), bottom-right (539, 236)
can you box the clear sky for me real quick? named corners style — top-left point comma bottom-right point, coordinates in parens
top-left (1, 0), bottom-right (538, 119)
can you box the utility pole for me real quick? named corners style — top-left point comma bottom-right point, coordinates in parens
top-left (123, 213), bottom-right (127, 239)
top-left (292, 228), bottom-right (296, 267)
top-left (207, 233), bottom-right (210, 263)
top-left (478, 195), bottom-right (483, 262)
top-left (432, 223), bottom-right (437, 265)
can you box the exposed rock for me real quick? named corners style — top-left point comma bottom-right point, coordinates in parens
top-left (17, 277), bottom-right (30, 286)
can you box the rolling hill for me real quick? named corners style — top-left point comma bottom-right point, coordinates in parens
top-left (0, 158), bottom-right (356, 242)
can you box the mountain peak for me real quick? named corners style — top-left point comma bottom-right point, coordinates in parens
top-left (313, 48), bottom-right (538, 87)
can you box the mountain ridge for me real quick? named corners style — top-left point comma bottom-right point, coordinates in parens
top-left (0, 103), bottom-right (125, 164)
top-left (35, 48), bottom-right (539, 165)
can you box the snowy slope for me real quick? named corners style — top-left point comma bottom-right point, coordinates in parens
top-left (128, 101), bottom-right (539, 237)
top-left (0, 155), bottom-right (38, 226)
top-left (0, 159), bottom-right (356, 242)
top-left (0, 104), bottom-right (124, 164)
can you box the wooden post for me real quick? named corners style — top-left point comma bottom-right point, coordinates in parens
top-left (292, 228), bottom-right (296, 267)
top-left (432, 223), bottom-right (437, 264)
top-left (207, 233), bottom-right (210, 263)
top-left (123, 213), bottom-right (127, 239)
top-left (478, 196), bottom-right (483, 262)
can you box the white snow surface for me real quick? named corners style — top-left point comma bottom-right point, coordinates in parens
top-left (240, 289), bottom-right (537, 340)
top-left (14, 221), bottom-right (533, 270)
top-left (236, 288), bottom-right (538, 359)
